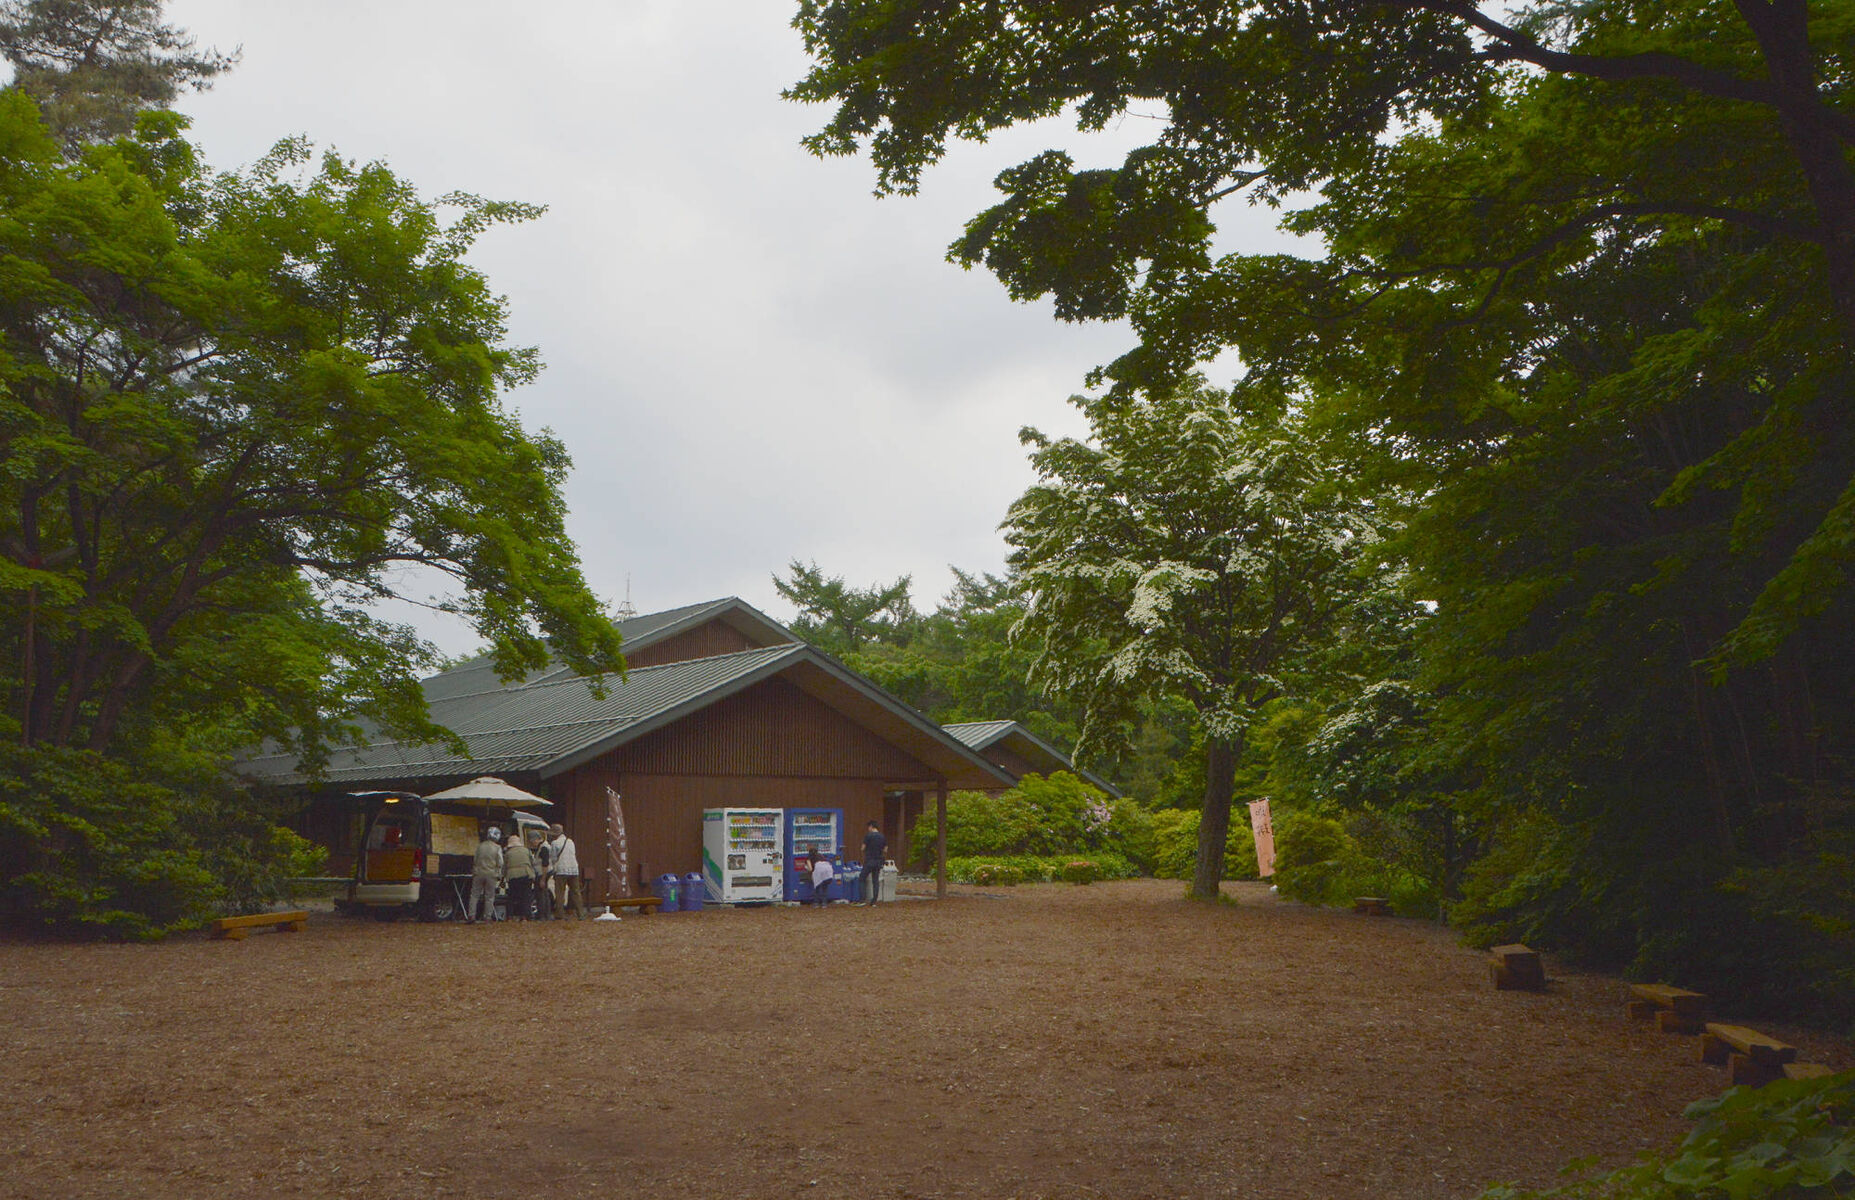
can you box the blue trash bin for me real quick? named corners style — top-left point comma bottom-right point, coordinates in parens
top-left (840, 862), bottom-right (862, 904)
top-left (681, 871), bottom-right (705, 912)
top-left (653, 873), bottom-right (680, 914)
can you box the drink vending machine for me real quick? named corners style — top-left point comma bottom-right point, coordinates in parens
top-left (783, 808), bottom-right (845, 901)
top-left (701, 808), bottom-right (784, 904)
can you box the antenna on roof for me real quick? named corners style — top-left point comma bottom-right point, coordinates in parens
top-left (615, 575), bottom-right (638, 621)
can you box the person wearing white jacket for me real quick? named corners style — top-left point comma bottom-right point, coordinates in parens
top-left (547, 824), bottom-right (586, 919)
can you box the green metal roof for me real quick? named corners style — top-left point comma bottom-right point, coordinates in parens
top-left (942, 720), bottom-right (1122, 797)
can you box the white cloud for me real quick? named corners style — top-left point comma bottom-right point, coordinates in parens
top-left (164, 0), bottom-right (1302, 651)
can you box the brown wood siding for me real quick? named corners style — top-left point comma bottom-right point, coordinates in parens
top-left (623, 619), bottom-right (761, 668)
top-left (614, 677), bottom-right (931, 780)
top-left (553, 677), bottom-right (931, 898)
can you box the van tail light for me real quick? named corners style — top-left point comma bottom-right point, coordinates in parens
top-left (411, 851), bottom-right (424, 880)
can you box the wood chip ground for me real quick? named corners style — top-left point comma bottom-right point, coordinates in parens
top-left (6, 879), bottom-right (1848, 1199)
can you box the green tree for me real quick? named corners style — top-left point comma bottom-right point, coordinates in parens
top-left (1005, 382), bottom-right (1381, 898)
top-left (0, 0), bottom-right (235, 151)
top-left (772, 559), bottom-right (916, 653)
top-left (0, 96), bottom-right (623, 932)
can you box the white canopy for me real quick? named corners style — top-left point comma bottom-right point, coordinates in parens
top-left (421, 776), bottom-right (553, 809)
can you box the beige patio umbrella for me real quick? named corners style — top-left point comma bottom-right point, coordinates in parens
top-left (421, 776), bottom-right (553, 809)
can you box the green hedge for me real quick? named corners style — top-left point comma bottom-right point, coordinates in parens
top-left (943, 852), bottom-right (1139, 884)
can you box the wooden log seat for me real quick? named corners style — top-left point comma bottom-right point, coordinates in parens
top-left (1353, 896), bottom-right (1391, 916)
top-left (1628, 983), bottom-right (1708, 1033)
top-left (1488, 943), bottom-right (1546, 991)
top-left (212, 910), bottom-right (309, 940)
top-left (603, 896), bottom-right (663, 914)
top-left (1782, 1063), bottom-right (1837, 1082)
top-left (1700, 1023), bottom-right (1799, 1087)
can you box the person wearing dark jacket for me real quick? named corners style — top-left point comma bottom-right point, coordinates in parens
top-left (860, 820), bottom-right (886, 906)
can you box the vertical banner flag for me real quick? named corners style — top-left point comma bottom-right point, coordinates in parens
top-left (1249, 799), bottom-right (1276, 878)
top-left (605, 786), bottom-right (630, 898)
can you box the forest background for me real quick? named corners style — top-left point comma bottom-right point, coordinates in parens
top-left (1, 0), bottom-right (1853, 1049)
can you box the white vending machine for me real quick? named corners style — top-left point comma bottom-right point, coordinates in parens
top-left (701, 807), bottom-right (784, 904)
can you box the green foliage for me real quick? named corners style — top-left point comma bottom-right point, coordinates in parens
top-left (967, 862), bottom-right (1024, 887)
top-left (1478, 1070), bottom-right (1855, 1199)
top-left (792, 0), bottom-right (1855, 1023)
top-left (907, 772), bottom-right (1134, 865)
top-left (0, 53), bottom-right (622, 936)
top-left (1146, 807), bottom-right (1258, 882)
top-left (772, 559), bottom-right (916, 653)
top-left (943, 852), bottom-right (1137, 885)
top-left (0, 0), bottom-right (236, 151)
top-left (1270, 810), bottom-right (1440, 918)
top-left (1059, 859), bottom-right (1100, 885)
top-left (1005, 381), bottom-right (1387, 897)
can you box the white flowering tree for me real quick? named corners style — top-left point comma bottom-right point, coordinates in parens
top-left (1006, 382), bottom-right (1381, 899)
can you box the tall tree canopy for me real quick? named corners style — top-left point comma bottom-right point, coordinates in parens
top-left (0, 79), bottom-right (622, 932)
top-left (1006, 384), bottom-right (1380, 898)
top-left (794, 0), bottom-right (1855, 1016)
top-left (0, 0), bottom-right (234, 150)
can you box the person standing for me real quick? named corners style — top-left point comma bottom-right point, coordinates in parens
top-left (468, 827), bottom-right (503, 924)
top-left (860, 820), bottom-right (886, 906)
top-left (503, 831), bottom-right (537, 920)
top-left (547, 823), bottom-right (586, 919)
top-left (530, 831), bottom-right (554, 919)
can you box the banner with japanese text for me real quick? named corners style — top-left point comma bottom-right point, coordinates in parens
top-left (1249, 799), bottom-right (1276, 878)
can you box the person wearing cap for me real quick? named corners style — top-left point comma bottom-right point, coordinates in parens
top-left (546, 823), bottom-right (586, 920)
top-left (468, 827), bottom-right (503, 923)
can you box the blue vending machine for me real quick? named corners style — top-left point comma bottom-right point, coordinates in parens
top-left (783, 808), bottom-right (845, 902)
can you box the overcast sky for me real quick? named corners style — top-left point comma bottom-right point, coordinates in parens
top-left (162, 1), bottom-right (1300, 656)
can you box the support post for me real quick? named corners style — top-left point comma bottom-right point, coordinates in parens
top-left (935, 780), bottom-right (948, 901)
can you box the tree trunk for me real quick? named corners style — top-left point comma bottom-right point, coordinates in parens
top-left (1190, 737), bottom-right (1238, 900)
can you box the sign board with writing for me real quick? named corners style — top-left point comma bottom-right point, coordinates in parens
top-left (1249, 799), bottom-right (1276, 878)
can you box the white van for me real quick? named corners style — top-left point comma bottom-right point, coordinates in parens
top-left (344, 793), bottom-right (550, 921)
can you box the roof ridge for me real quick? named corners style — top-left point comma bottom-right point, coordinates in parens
top-left (426, 642), bottom-right (799, 704)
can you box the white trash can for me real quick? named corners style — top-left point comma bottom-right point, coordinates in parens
top-left (878, 860), bottom-right (900, 903)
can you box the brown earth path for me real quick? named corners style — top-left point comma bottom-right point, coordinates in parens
top-left (6, 879), bottom-right (1848, 1200)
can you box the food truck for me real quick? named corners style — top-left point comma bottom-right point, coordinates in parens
top-left (341, 778), bottom-right (552, 921)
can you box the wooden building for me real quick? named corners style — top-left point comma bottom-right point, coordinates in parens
top-left (943, 720), bottom-right (1122, 797)
top-left (239, 599), bottom-right (1011, 897)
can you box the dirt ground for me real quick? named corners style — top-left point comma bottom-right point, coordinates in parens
top-left (5, 880), bottom-right (1849, 1200)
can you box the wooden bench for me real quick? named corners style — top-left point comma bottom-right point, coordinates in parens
top-left (1700, 1023), bottom-right (1797, 1086)
top-left (1353, 896), bottom-right (1391, 916)
top-left (603, 896), bottom-right (663, 915)
top-left (1628, 983), bottom-right (1708, 1034)
top-left (1488, 943), bottom-right (1546, 991)
top-left (1783, 1062), bottom-right (1837, 1081)
top-left (212, 910), bottom-right (309, 940)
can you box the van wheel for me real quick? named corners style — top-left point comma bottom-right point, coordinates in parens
top-left (421, 893), bottom-right (459, 923)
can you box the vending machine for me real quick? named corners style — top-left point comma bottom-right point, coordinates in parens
top-left (783, 807), bottom-right (845, 900)
top-left (701, 808), bottom-right (784, 904)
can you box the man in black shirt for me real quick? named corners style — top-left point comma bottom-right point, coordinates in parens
top-left (860, 820), bottom-right (886, 906)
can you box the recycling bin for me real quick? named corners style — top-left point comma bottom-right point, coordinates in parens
top-left (653, 873), bottom-right (681, 913)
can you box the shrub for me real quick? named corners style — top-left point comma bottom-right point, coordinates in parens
top-left (908, 772), bottom-right (1143, 866)
top-left (1148, 807), bottom-right (1258, 880)
top-left (969, 863), bottom-right (1025, 887)
top-left (1270, 809), bottom-right (1439, 917)
top-left (1060, 860), bottom-right (1100, 885)
top-left (943, 852), bottom-right (1138, 884)
top-left (1477, 1069), bottom-right (1855, 1199)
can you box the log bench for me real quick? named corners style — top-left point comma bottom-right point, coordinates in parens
top-left (1700, 1023), bottom-right (1797, 1087)
top-left (213, 910), bottom-right (309, 940)
top-left (1353, 896), bottom-right (1391, 916)
top-left (1488, 943), bottom-right (1546, 991)
top-left (603, 896), bottom-right (663, 915)
top-left (1783, 1062), bottom-right (1837, 1081)
top-left (1628, 983), bottom-right (1708, 1034)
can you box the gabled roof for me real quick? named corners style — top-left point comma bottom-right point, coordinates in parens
top-left (238, 642), bottom-right (1012, 791)
top-left (419, 597), bottom-right (796, 703)
top-left (943, 720), bottom-right (1122, 797)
